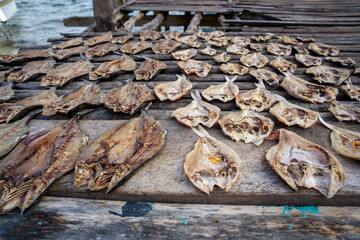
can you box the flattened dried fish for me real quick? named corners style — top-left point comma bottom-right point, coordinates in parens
top-left (282, 36), bottom-right (303, 45)
top-left (220, 63), bottom-right (248, 76)
top-left (249, 43), bottom-right (263, 52)
top-left (226, 44), bottom-right (249, 55)
top-left (329, 101), bottom-right (360, 123)
top-left (326, 57), bottom-right (356, 67)
top-left (154, 74), bottom-right (192, 101)
top-left (0, 49), bottom-right (52, 64)
top-left (139, 30), bottom-right (161, 41)
top-left (85, 43), bottom-right (117, 58)
top-left (0, 88), bottom-right (59, 123)
top-left (219, 110), bottom-right (274, 146)
top-left (296, 37), bottom-right (316, 42)
top-left (295, 54), bottom-right (322, 67)
top-left (202, 76), bottom-right (239, 102)
top-left (0, 70), bottom-right (10, 83)
top-left (135, 58), bottom-right (167, 80)
top-left (184, 126), bottom-right (241, 194)
top-left (52, 38), bottom-right (83, 50)
top-left (208, 31), bottom-right (225, 39)
top-left (240, 53), bottom-right (269, 68)
top-left (251, 35), bottom-right (272, 42)
top-left (354, 68), bottom-right (360, 75)
top-left (111, 33), bottom-right (134, 44)
top-left (120, 41), bottom-right (152, 55)
top-left (214, 52), bottom-right (231, 63)
top-left (309, 43), bottom-right (339, 56)
top-left (267, 43), bottom-right (292, 56)
top-left (172, 49), bottom-right (197, 61)
top-left (231, 37), bottom-right (250, 46)
top-left (8, 60), bottom-right (55, 82)
top-left (52, 46), bottom-right (87, 60)
top-left (266, 128), bottom-right (345, 198)
top-left (84, 32), bottom-right (113, 46)
top-left (195, 31), bottom-right (210, 40)
top-left (280, 74), bottom-right (338, 103)
top-left (101, 81), bottom-right (155, 114)
top-left (43, 83), bottom-right (104, 116)
top-left (171, 91), bottom-right (220, 128)
top-left (201, 45), bottom-right (216, 56)
top-left (41, 60), bottom-right (94, 87)
top-left (306, 65), bottom-right (349, 85)
top-left (0, 84), bottom-right (14, 102)
top-left (270, 57), bottom-right (297, 73)
top-left (340, 79), bottom-right (360, 101)
top-left (163, 30), bottom-right (180, 40)
top-left (152, 40), bottom-right (181, 54)
top-left (206, 36), bottom-right (229, 47)
top-left (294, 46), bottom-right (309, 55)
top-left (89, 55), bottom-right (136, 81)
top-left (74, 111), bottom-right (166, 192)
top-left (177, 35), bottom-right (202, 48)
top-left (270, 97), bottom-right (318, 128)
top-left (235, 80), bottom-right (276, 112)
top-left (249, 69), bottom-right (279, 86)
top-left (178, 59), bottom-right (212, 78)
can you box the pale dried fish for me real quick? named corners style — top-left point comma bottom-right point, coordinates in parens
top-left (214, 52), bottom-right (231, 63)
top-left (139, 30), bottom-right (161, 41)
top-left (0, 84), bottom-right (14, 102)
top-left (134, 58), bottom-right (167, 80)
top-left (220, 63), bottom-right (248, 76)
top-left (52, 46), bottom-right (87, 60)
top-left (267, 43), bottom-right (292, 56)
top-left (85, 43), bottom-right (118, 58)
top-left (208, 31), bottom-right (225, 39)
top-left (163, 30), bottom-right (181, 40)
top-left (177, 35), bottom-right (202, 48)
top-left (306, 65), bottom-right (349, 85)
top-left (84, 32), bottom-right (113, 46)
top-left (52, 38), bottom-right (83, 50)
top-left (111, 33), bottom-right (134, 44)
top-left (295, 54), bottom-right (322, 67)
top-left (296, 37), bottom-right (316, 42)
top-left (206, 37), bottom-right (229, 47)
top-left (270, 57), bottom-right (296, 73)
top-left (240, 53), bottom-right (269, 68)
top-left (249, 43), bottom-right (263, 52)
top-left (201, 45), bottom-right (217, 56)
top-left (154, 74), bottom-right (192, 101)
top-left (326, 57), bottom-right (356, 67)
top-left (152, 40), bottom-right (181, 54)
top-left (0, 49), bottom-right (52, 64)
top-left (172, 49), bottom-right (197, 61)
top-left (294, 46), bottom-right (309, 55)
top-left (329, 101), bottom-right (360, 123)
top-left (231, 37), bottom-right (250, 46)
top-left (249, 69), bottom-right (279, 86)
top-left (282, 36), bottom-right (303, 45)
top-left (120, 41), bottom-right (152, 55)
top-left (309, 43), bottom-right (339, 56)
top-left (340, 79), bottom-right (360, 101)
top-left (8, 60), bottom-right (55, 82)
top-left (251, 35), bottom-right (272, 42)
top-left (354, 68), bottom-right (360, 75)
top-left (202, 76), bottom-right (239, 102)
top-left (195, 31), bottom-right (210, 40)
top-left (178, 59), bottom-right (212, 78)
top-left (226, 44), bottom-right (249, 55)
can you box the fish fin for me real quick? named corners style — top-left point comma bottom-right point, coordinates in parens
top-left (144, 102), bottom-right (152, 111)
top-left (125, 74), bottom-right (135, 84)
top-left (112, 50), bottom-right (123, 55)
top-left (21, 178), bottom-right (47, 214)
top-left (254, 79), bottom-right (265, 88)
top-left (106, 165), bottom-right (132, 193)
top-left (191, 90), bottom-right (202, 101)
top-left (274, 94), bottom-right (286, 102)
top-left (267, 130), bottom-right (280, 140)
top-left (192, 125), bottom-right (210, 138)
top-left (318, 114), bottom-right (335, 130)
top-left (225, 75), bottom-right (237, 83)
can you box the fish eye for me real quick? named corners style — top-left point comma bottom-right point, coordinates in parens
top-left (79, 169), bottom-right (85, 174)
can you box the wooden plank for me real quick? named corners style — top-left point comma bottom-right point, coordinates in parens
top-left (185, 12), bottom-right (202, 33)
top-left (92, 0), bottom-right (115, 32)
top-left (63, 16), bottom-right (95, 27)
top-left (134, 13), bottom-right (164, 32)
top-left (223, 19), bottom-right (360, 27)
top-left (1, 197), bottom-right (359, 239)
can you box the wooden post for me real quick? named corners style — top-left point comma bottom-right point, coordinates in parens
top-left (118, 12), bottom-right (144, 32)
top-left (92, 0), bottom-right (115, 32)
top-left (185, 12), bottom-right (202, 33)
top-left (134, 13), bottom-right (164, 33)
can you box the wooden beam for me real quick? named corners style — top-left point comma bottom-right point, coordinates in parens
top-left (185, 12), bottom-right (202, 33)
top-left (92, 0), bottom-right (115, 32)
top-left (223, 19), bottom-right (360, 27)
top-left (134, 13), bottom-right (164, 33)
top-left (63, 16), bottom-right (94, 27)
top-left (118, 12), bottom-right (144, 32)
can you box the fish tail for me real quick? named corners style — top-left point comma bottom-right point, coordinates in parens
top-left (318, 114), bottom-right (335, 130)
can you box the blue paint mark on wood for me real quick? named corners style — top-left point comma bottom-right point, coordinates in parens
top-left (289, 225), bottom-right (293, 230)
top-left (183, 220), bottom-right (187, 225)
top-left (108, 202), bottom-right (152, 217)
top-left (37, 222), bottom-right (43, 226)
top-left (283, 206), bottom-right (320, 218)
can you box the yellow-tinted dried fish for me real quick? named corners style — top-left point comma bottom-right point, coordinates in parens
top-left (84, 32), bottom-right (113, 46)
top-left (220, 63), bottom-right (248, 76)
top-left (139, 30), bottom-right (161, 41)
top-left (152, 40), bottom-right (181, 54)
top-left (52, 38), bottom-right (83, 50)
top-left (135, 58), bottom-right (167, 80)
top-left (120, 41), bottom-right (152, 55)
top-left (178, 59), bottom-right (212, 78)
top-left (200, 45), bottom-right (217, 56)
top-left (154, 74), bottom-right (193, 101)
top-left (231, 37), bottom-right (250, 46)
top-left (202, 76), bottom-right (239, 102)
top-left (240, 53), bottom-right (269, 68)
top-left (111, 33), bottom-right (134, 44)
top-left (85, 43), bottom-right (117, 58)
top-left (249, 43), bottom-right (263, 52)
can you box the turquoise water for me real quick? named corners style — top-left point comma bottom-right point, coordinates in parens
top-left (0, 0), bottom-right (93, 53)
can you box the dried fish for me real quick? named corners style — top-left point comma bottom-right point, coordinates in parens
top-left (152, 40), bottom-right (181, 54)
top-left (270, 97), bottom-right (318, 128)
top-left (120, 41), bottom-right (152, 55)
top-left (226, 44), bottom-right (249, 55)
top-left (52, 46), bottom-right (87, 60)
top-left (220, 63), bottom-right (248, 76)
top-left (306, 65), bottom-right (349, 85)
top-left (326, 57), bottom-right (356, 67)
top-left (111, 33), bottom-right (134, 44)
top-left (184, 126), bottom-right (241, 194)
top-left (270, 57), bottom-right (297, 73)
top-left (171, 91), bottom-right (220, 128)
top-left (172, 49), bottom-right (197, 61)
top-left (154, 74), bottom-right (193, 101)
top-left (41, 60), bottom-right (94, 87)
top-left (206, 36), bottom-right (229, 47)
top-left (101, 81), bottom-right (155, 115)
top-left (231, 37), bottom-right (250, 46)
top-left (214, 52), bottom-right (231, 63)
top-left (309, 43), bottom-right (339, 56)
top-left (0, 70), bottom-right (10, 83)
top-left (219, 110), bottom-right (274, 146)
top-left (0, 84), bottom-right (14, 102)
top-left (267, 43), bottom-right (292, 56)
top-left (208, 31), bottom-right (225, 39)
top-left (89, 55), bottom-right (136, 81)
top-left (282, 36), bottom-right (303, 45)
top-left (249, 43), bottom-right (263, 52)
top-left (43, 83), bottom-right (104, 116)
top-left (266, 128), bottom-right (345, 198)
top-left (201, 45), bottom-right (217, 56)
top-left (296, 37), bottom-right (316, 42)
top-left (52, 38), bottom-right (83, 50)
top-left (85, 43), bottom-right (118, 58)
top-left (177, 35), bottom-right (202, 48)
top-left (74, 111), bottom-right (166, 192)
top-left (163, 30), bottom-right (181, 40)
top-left (354, 68), bottom-right (360, 75)
top-left (178, 59), bottom-right (212, 78)
top-left (0, 88), bottom-right (59, 123)
top-left (202, 76), bottom-right (239, 102)
top-left (135, 58), bottom-right (167, 80)
top-left (329, 101), bottom-right (360, 123)
top-left (7, 60), bottom-right (55, 82)
top-left (0, 49), bottom-right (52, 64)
top-left (139, 30), bottom-right (161, 41)
top-left (340, 79), bottom-right (360, 101)
top-left (235, 80), bottom-right (276, 112)
top-left (195, 31), bottom-right (210, 40)
top-left (240, 53), bottom-right (269, 68)
top-left (251, 35), bottom-right (272, 42)
top-left (84, 32), bottom-right (113, 46)
top-left (295, 54), bottom-right (322, 67)
top-left (294, 46), bottom-right (309, 55)
top-left (280, 74), bottom-right (338, 103)
top-left (249, 69), bottom-right (279, 86)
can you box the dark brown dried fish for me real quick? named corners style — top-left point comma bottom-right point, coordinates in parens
top-left (266, 128), bottom-right (345, 198)
top-left (325, 57), bottom-right (356, 67)
top-left (295, 54), bottom-right (322, 67)
top-left (7, 60), bottom-right (55, 82)
top-left (163, 30), bottom-right (181, 40)
top-left (249, 69), bottom-right (279, 86)
top-left (214, 52), bottom-right (231, 63)
top-left (226, 44), bottom-right (249, 55)
top-left (249, 43), bottom-right (263, 52)
top-left (85, 43), bottom-right (117, 58)
top-left (219, 110), bottom-right (274, 146)
top-left (41, 60), bottom-right (94, 87)
top-left (340, 79), bottom-right (360, 101)
top-left (52, 46), bottom-right (87, 60)
top-left (329, 101), bottom-right (360, 123)
top-left (89, 55), bottom-right (136, 81)
top-left (0, 49), bottom-right (52, 64)
top-left (139, 30), bottom-right (161, 41)
top-left (294, 46), bottom-right (309, 55)
top-left (120, 41), bottom-right (152, 55)
top-left (267, 43), bottom-right (292, 56)
top-left (172, 49), bottom-right (197, 61)
top-left (43, 83), bottom-right (104, 116)
top-left (0, 88), bottom-right (59, 123)
top-left (240, 53), bottom-right (269, 68)
top-left (270, 57), bottom-right (297, 73)
top-left (111, 33), bottom-right (134, 44)
top-left (135, 58), bottom-right (167, 80)
top-left (178, 59), bottom-right (212, 78)
top-left (280, 74), bottom-right (338, 103)
top-left (202, 76), bottom-right (239, 102)
top-left (306, 65), bottom-right (349, 85)
top-left (282, 36), bottom-right (303, 45)
top-left (220, 63), bottom-right (248, 76)
top-left (52, 38), bottom-right (83, 50)
top-left (231, 37), bottom-right (250, 46)
top-left (251, 35), bottom-right (272, 42)
top-left (0, 84), bottom-right (14, 102)
top-left (84, 32), bottom-right (113, 47)
top-left (201, 46), bottom-right (216, 56)
top-left (74, 111), bottom-right (166, 192)
top-left (309, 43), bottom-right (339, 56)
top-left (152, 40), bottom-right (181, 54)
top-left (154, 74), bottom-right (192, 101)
top-left (101, 81), bottom-right (155, 115)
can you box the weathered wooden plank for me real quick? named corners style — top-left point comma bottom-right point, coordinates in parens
top-left (92, 0), bottom-right (115, 32)
top-left (118, 12), bottom-right (144, 32)
top-left (185, 12), bottom-right (202, 33)
top-left (63, 16), bottom-right (95, 27)
top-left (223, 19), bottom-right (360, 27)
top-left (134, 13), bottom-right (164, 32)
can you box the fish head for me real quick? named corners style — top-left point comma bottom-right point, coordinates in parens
top-left (74, 162), bottom-right (95, 187)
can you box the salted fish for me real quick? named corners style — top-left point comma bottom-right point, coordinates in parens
top-left (326, 57), bottom-right (356, 67)
top-left (282, 36), bottom-right (303, 45)
top-left (249, 43), bottom-right (263, 52)
top-left (208, 31), bottom-right (225, 39)
top-left (249, 69), bottom-right (279, 86)
top-left (0, 49), bottom-right (52, 64)
top-left (201, 46), bottom-right (217, 56)
top-left (120, 41), bottom-right (152, 55)
top-left (152, 40), bottom-right (181, 54)
top-left (231, 37), bottom-right (250, 46)
top-left (251, 35), bottom-right (272, 42)
top-left (52, 46), bottom-right (87, 60)
top-left (306, 65), bottom-right (349, 85)
top-left (270, 57), bottom-right (297, 73)
top-left (329, 101), bottom-right (360, 123)
top-left (202, 76), bottom-right (239, 102)
top-left (340, 79), bottom-right (360, 101)
top-left (214, 52), bottom-right (231, 63)
top-left (226, 44), bottom-right (249, 55)
top-left (220, 63), bottom-right (248, 76)
top-left (267, 43), bottom-right (292, 56)
top-left (195, 31), bottom-right (211, 40)
top-left (154, 74), bottom-right (193, 101)
top-left (134, 58), bottom-right (167, 81)
top-left (177, 35), bottom-right (202, 48)
top-left (240, 53), bottom-right (269, 68)
top-left (296, 37), bottom-right (316, 42)
top-left (172, 49), bottom-right (197, 61)
top-left (85, 43), bottom-right (117, 58)
top-left (206, 36), bottom-right (229, 47)
top-left (178, 59), bottom-right (212, 78)
top-left (0, 84), bottom-right (14, 102)
top-left (7, 60), bottom-right (55, 82)
top-left (294, 46), bottom-right (309, 55)
top-left (84, 32), bottom-right (113, 46)
top-left (52, 37), bottom-right (83, 50)
top-left (111, 33), bottom-right (134, 44)
top-left (163, 30), bottom-right (181, 40)
top-left (309, 43), bottom-right (339, 56)
top-left (295, 54), bottom-right (322, 67)
top-left (139, 30), bottom-right (161, 41)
